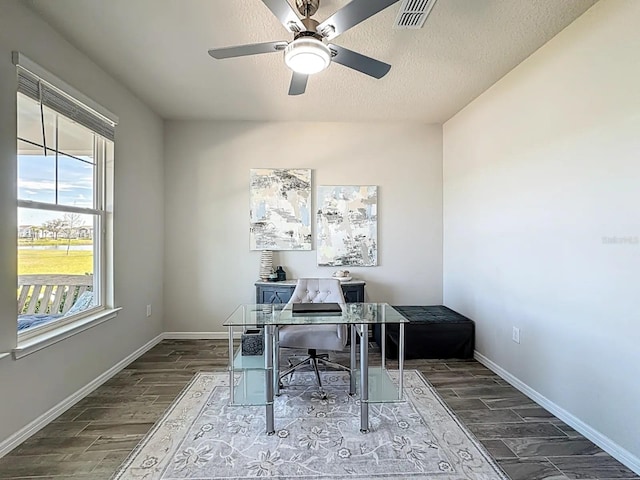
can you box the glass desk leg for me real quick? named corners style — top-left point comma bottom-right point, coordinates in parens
top-left (360, 323), bottom-right (369, 433)
top-left (381, 323), bottom-right (386, 370)
top-left (265, 324), bottom-right (275, 435)
top-left (350, 324), bottom-right (356, 395)
top-left (228, 326), bottom-right (234, 403)
top-left (273, 326), bottom-right (280, 396)
top-left (399, 322), bottom-right (404, 400)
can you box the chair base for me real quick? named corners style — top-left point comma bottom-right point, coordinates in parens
top-left (278, 349), bottom-right (350, 399)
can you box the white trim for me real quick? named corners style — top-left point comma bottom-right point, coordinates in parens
top-left (17, 199), bottom-right (102, 216)
top-left (0, 353), bottom-right (10, 361)
top-left (12, 52), bottom-right (118, 125)
top-left (18, 305), bottom-right (103, 343)
top-left (163, 331), bottom-right (230, 340)
top-left (0, 333), bottom-right (164, 458)
top-left (13, 308), bottom-right (122, 360)
top-left (474, 351), bottom-right (640, 476)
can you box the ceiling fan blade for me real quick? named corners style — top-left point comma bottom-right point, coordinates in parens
top-left (262, 0), bottom-right (305, 33)
top-left (329, 44), bottom-right (391, 79)
top-left (208, 41), bottom-right (288, 59)
top-left (318, 0), bottom-right (400, 40)
top-left (288, 72), bottom-right (308, 95)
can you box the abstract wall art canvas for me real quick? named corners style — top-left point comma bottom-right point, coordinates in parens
top-left (250, 168), bottom-right (311, 250)
top-left (317, 185), bottom-right (378, 266)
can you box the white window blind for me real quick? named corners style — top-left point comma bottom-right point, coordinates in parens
top-left (13, 52), bottom-right (118, 141)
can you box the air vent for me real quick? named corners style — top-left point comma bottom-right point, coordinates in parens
top-left (393, 0), bottom-right (438, 29)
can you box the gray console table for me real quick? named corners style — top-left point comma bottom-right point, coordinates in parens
top-left (255, 279), bottom-right (365, 304)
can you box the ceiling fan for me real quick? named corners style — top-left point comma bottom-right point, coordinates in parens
top-left (208, 0), bottom-right (400, 95)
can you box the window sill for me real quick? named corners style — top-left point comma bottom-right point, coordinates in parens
top-left (12, 307), bottom-right (122, 360)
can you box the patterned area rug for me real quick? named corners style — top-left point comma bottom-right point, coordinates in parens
top-left (113, 370), bottom-right (508, 480)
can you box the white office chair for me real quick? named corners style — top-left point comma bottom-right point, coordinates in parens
top-left (278, 278), bottom-right (350, 397)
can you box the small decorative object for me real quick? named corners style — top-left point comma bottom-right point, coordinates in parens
top-left (332, 269), bottom-right (352, 282)
top-left (276, 266), bottom-right (286, 281)
top-left (259, 250), bottom-right (273, 281)
top-left (241, 329), bottom-right (264, 356)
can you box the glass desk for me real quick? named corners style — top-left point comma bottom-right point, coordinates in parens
top-left (223, 303), bottom-right (408, 435)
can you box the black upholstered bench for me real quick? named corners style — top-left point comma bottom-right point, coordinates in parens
top-left (373, 306), bottom-right (475, 359)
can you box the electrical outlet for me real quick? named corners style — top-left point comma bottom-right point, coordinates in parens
top-left (146, 304), bottom-right (152, 317)
top-left (512, 326), bottom-right (520, 344)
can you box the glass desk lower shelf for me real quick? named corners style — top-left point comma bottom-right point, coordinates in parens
top-left (355, 367), bottom-right (403, 403)
top-left (230, 350), bottom-right (271, 406)
top-left (224, 303), bottom-right (407, 434)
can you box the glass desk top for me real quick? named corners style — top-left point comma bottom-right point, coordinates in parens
top-left (224, 303), bottom-right (408, 327)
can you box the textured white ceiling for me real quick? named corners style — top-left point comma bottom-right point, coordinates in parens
top-left (26, 0), bottom-right (598, 122)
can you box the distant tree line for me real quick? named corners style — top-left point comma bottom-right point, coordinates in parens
top-left (19, 213), bottom-right (92, 242)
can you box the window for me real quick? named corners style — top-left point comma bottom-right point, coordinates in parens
top-left (15, 54), bottom-right (117, 339)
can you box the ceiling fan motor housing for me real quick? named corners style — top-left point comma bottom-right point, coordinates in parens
top-left (299, 17), bottom-right (321, 36)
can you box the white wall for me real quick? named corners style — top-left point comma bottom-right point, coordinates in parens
top-left (443, 0), bottom-right (640, 468)
top-left (164, 121), bottom-right (442, 332)
top-left (0, 1), bottom-right (165, 445)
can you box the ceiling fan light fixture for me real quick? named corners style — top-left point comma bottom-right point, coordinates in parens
top-left (284, 37), bottom-right (331, 75)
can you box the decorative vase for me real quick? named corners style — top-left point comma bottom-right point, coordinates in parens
top-left (259, 250), bottom-right (273, 281)
top-left (276, 266), bottom-right (286, 282)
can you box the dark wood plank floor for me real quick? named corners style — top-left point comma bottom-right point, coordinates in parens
top-left (0, 339), bottom-right (637, 480)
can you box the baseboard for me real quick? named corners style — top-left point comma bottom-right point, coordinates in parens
top-left (0, 333), bottom-right (165, 458)
top-left (474, 351), bottom-right (640, 476)
top-left (163, 331), bottom-right (230, 340)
